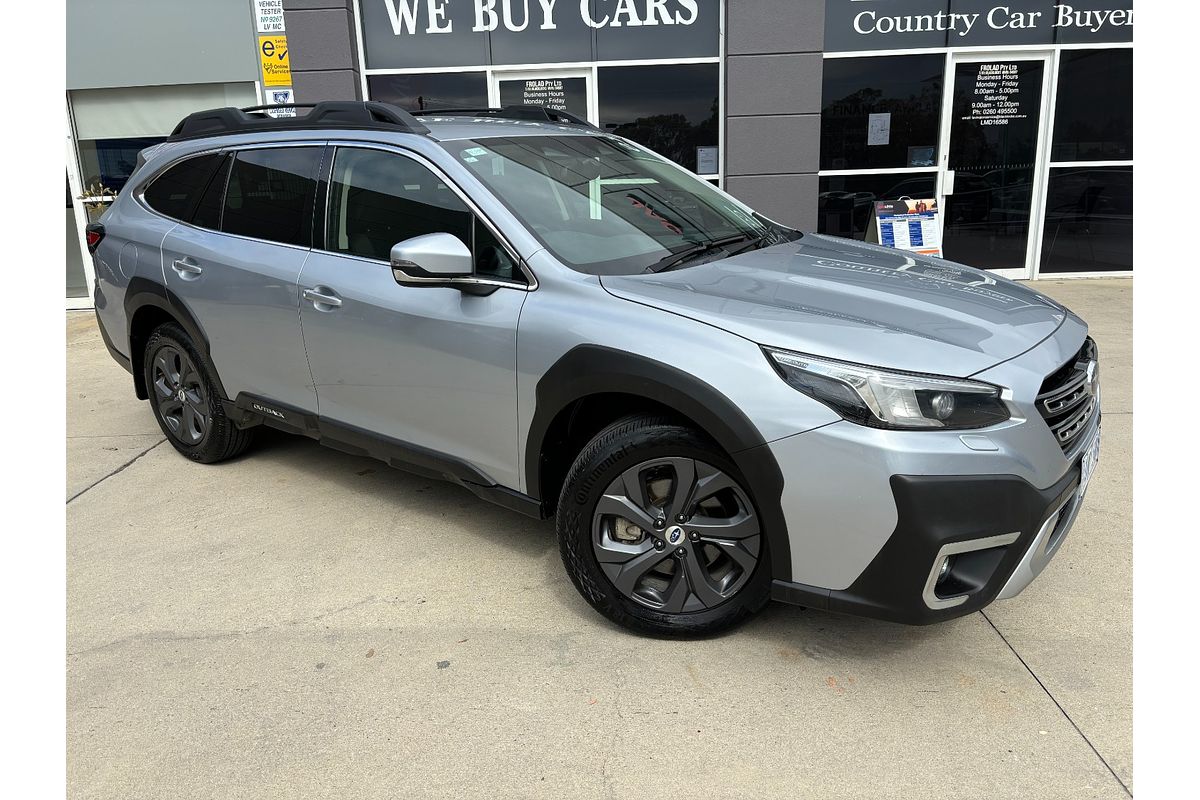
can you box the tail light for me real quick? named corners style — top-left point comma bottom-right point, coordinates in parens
top-left (85, 223), bottom-right (105, 254)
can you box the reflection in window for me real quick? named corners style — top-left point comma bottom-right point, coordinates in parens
top-left (223, 148), bottom-right (321, 248)
top-left (818, 172), bottom-right (937, 240)
top-left (1040, 167), bottom-right (1132, 273)
top-left (76, 137), bottom-right (166, 193)
top-left (820, 55), bottom-right (943, 170)
top-left (1051, 49), bottom-right (1133, 161)
top-left (367, 72), bottom-right (488, 112)
top-left (598, 64), bottom-right (719, 174)
top-left (66, 173), bottom-right (88, 298)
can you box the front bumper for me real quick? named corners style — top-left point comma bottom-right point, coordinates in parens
top-left (770, 448), bottom-right (1088, 624)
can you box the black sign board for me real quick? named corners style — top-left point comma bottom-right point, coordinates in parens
top-left (359, 0), bottom-right (720, 70)
top-left (824, 1), bottom-right (1133, 52)
top-left (498, 77), bottom-right (589, 116)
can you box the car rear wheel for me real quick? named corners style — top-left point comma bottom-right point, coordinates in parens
top-left (557, 414), bottom-right (770, 636)
top-left (144, 323), bottom-right (254, 463)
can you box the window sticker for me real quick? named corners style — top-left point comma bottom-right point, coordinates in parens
top-left (463, 147), bottom-right (489, 157)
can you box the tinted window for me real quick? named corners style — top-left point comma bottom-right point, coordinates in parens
top-left (1052, 49), bottom-right (1133, 161)
top-left (144, 153), bottom-right (225, 221)
top-left (598, 64), bottom-right (720, 174)
top-left (367, 72), bottom-right (487, 113)
top-left (78, 136), bottom-right (167, 193)
top-left (223, 148), bottom-right (320, 247)
top-left (818, 172), bottom-right (937, 240)
top-left (327, 149), bottom-right (471, 263)
top-left (1040, 166), bottom-right (1132, 273)
top-left (820, 55), bottom-right (944, 170)
top-left (191, 154), bottom-right (231, 230)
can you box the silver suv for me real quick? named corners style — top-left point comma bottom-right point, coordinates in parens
top-left (89, 102), bottom-right (1101, 636)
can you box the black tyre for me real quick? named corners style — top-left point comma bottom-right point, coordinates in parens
top-left (143, 323), bottom-right (254, 463)
top-left (557, 414), bottom-right (770, 636)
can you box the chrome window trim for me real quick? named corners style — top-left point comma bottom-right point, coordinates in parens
top-left (321, 140), bottom-right (537, 292)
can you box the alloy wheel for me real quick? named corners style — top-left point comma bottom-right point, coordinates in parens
top-left (592, 457), bottom-right (761, 613)
top-left (151, 344), bottom-right (209, 445)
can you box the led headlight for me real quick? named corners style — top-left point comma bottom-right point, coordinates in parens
top-left (766, 348), bottom-right (1010, 430)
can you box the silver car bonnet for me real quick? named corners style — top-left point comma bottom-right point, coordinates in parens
top-left (599, 233), bottom-right (1068, 377)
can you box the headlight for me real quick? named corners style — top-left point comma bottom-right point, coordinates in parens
top-left (765, 348), bottom-right (1010, 430)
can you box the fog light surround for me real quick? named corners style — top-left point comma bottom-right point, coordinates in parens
top-left (922, 532), bottom-right (1020, 610)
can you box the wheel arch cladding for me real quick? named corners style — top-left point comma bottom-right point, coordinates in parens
top-left (527, 345), bottom-right (792, 582)
top-left (124, 277), bottom-right (227, 402)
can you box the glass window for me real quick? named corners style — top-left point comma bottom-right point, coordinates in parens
top-left (1051, 49), bottom-right (1133, 161)
top-left (192, 154), bottom-right (232, 230)
top-left (598, 64), bottom-right (720, 174)
top-left (76, 137), bottom-right (166, 193)
top-left (223, 148), bottom-right (321, 247)
top-left (367, 72), bottom-right (488, 113)
top-left (474, 217), bottom-right (519, 281)
top-left (449, 135), bottom-right (798, 276)
top-left (1040, 167), bottom-right (1132, 273)
top-left (144, 153), bottom-right (227, 222)
top-left (820, 55), bottom-right (944, 170)
top-left (67, 174), bottom-right (88, 298)
top-left (818, 172), bottom-right (937, 240)
top-left (327, 148), bottom-right (471, 263)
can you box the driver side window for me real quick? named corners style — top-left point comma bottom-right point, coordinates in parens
top-left (327, 148), bottom-right (521, 283)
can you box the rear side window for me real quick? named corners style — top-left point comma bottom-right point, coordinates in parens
top-left (143, 153), bottom-right (225, 221)
top-left (327, 148), bottom-right (471, 262)
top-left (223, 147), bottom-right (321, 247)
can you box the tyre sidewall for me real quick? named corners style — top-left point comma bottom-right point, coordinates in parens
top-left (143, 324), bottom-right (236, 463)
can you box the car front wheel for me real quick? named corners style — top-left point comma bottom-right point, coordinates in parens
top-left (556, 414), bottom-right (771, 636)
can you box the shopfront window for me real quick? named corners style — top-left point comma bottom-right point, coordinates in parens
top-left (820, 55), bottom-right (944, 170)
top-left (598, 64), bottom-right (720, 176)
top-left (76, 137), bottom-right (165, 194)
top-left (66, 175), bottom-right (88, 299)
top-left (818, 172), bottom-right (937, 241)
top-left (367, 73), bottom-right (488, 113)
top-left (1039, 166), bottom-right (1132, 274)
top-left (1052, 49), bottom-right (1133, 162)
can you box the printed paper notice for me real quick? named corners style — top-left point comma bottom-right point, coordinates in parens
top-left (255, 0), bottom-right (286, 33)
top-left (867, 113), bottom-right (891, 146)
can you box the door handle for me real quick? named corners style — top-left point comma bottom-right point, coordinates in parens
top-left (303, 287), bottom-right (342, 309)
top-left (171, 258), bottom-right (203, 278)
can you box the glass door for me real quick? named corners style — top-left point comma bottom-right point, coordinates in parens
top-left (937, 53), bottom-right (1053, 278)
top-left (489, 68), bottom-right (595, 124)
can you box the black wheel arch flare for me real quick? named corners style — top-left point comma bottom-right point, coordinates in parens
top-left (526, 344), bottom-right (793, 583)
top-left (123, 276), bottom-right (228, 402)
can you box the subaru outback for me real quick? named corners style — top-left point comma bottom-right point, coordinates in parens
top-left (88, 101), bottom-right (1101, 636)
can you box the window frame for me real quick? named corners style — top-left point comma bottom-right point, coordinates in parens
top-left (318, 142), bottom-right (536, 290)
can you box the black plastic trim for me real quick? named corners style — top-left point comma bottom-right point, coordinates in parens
top-left (95, 309), bottom-right (132, 374)
top-left (526, 344), bottom-right (791, 581)
top-left (123, 277), bottom-right (228, 401)
top-left (228, 393), bottom-right (319, 437)
top-left (771, 466), bottom-right (1082, 625)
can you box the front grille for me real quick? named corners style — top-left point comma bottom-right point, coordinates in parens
top-left (1037, 337), bottom-right (1099, 452)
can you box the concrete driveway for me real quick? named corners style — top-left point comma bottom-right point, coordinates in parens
top-left (67, 278), bottom-right (1132, 799)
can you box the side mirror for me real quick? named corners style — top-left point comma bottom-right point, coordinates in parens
top-left (390, 233), bottom-right (473, 285)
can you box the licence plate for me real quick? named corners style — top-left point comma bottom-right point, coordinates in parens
top-left (1078, 425), bottom-right (1101, 499)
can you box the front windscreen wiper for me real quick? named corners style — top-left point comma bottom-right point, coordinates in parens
top-left (643, 233), bottom-right (760, 274)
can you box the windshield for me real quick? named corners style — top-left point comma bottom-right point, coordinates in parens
top-left (446, 134), bottom-right (799, 275)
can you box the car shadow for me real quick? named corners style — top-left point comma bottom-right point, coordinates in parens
top-left (242, 426), bottom-right (960, 650)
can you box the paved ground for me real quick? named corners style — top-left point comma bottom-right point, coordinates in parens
top-left (66, 278), bottom-right (1132, 799)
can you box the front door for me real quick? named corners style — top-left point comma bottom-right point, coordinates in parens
top-left (297, 145), bottom-right (529, 490)
top-left (938, 53), bottom-right (1053, 278)
top-left (489, 68), bottom-right (595, 123)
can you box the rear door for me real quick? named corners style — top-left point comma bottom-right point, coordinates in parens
top-left (160, 144), bottom-right (323, 413)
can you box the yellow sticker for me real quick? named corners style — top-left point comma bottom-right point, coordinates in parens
top-left (258, 35), bottom-right (291, 87)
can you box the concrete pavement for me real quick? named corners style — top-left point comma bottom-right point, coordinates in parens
top-left (66, 278), bottom-right (1132, 799)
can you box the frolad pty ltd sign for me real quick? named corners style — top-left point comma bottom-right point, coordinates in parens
top-left (359, 0), bottom-right (719, 68)
top-left (825, 1), bottom-right (1133, 51)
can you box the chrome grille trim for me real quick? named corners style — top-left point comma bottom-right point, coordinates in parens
top-left (1036, 337), bottom-right (1099, 453)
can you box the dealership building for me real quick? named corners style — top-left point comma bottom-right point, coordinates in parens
top-left (66, 0), bottom-right (1133, 306)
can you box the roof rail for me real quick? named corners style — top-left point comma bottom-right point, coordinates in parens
top-left (415, 105), bottom-right (597, 129)
top-left (167, 101), bottom-right (430, 141)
